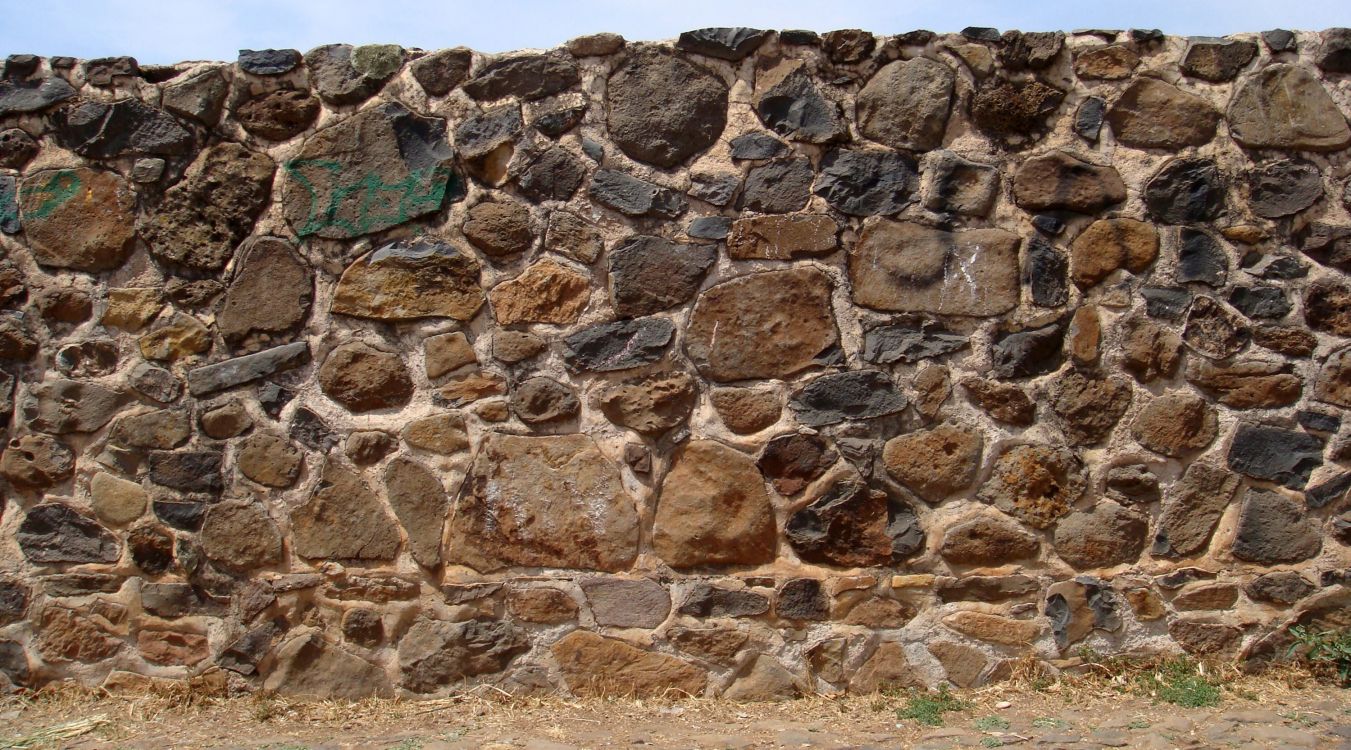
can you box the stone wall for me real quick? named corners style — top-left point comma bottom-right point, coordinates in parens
top-left (0, 25), bottom-right (1348, 699)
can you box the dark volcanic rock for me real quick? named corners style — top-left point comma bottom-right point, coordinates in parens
top-left (786, 479), bottom-right (924, 567)
top-left (863, 323), bottom-right (968, 365)
top-left (754, 60), bottom-right (847, 144)
top-left (563, 318), bottom-right (675, 372)
top-left (1145, 158), bottom-right (1224, 225)
top-left (1226, 424), bottom-right (1323, 490)
top-left (970, 78), bottom-right (1065, 143)
top-left (588, 169), bottom-right (687, 218)
top-left (1232, 489), bottom-right (1322, 564)
top-left (235, 89), bottom-right (321, 141)
top-left (1175, 228), bottom-right (1228, 287)
top-left (609, 236), bottom-right (716, 317)
top-left (411, 48), bottom-right (473, 97)
top-left (812, 149), bottom-right (916, 216)
top-left (789, 370), bottom-right (908, 427)
top-left (238, 48), bottom-right (301, 75)
top-left (676, 28), bottom-right (770, 60)
top-left (740, 158), bottom-right (813, 213)
top-left (1248, 160), bottom-right (1323, 218)
top-left (463, 53), bottom-right (580, 101)
top-left (305, 43), bottom-right (400, 106)
top-left (55, 99), bottom-right (193, 159)
top-left (757, 433), bottom-right (837, 496)
top-left (17, 504), bottom-right (120, 563)
top-left (1181, 38), bottom-right (1258, 81)
top-left (989, 324), bottom-right (1062, 379)
top-left (607, 50), bottom-right (727, 168)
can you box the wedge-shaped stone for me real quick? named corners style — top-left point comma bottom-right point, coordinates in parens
top-left (553, 631), bottom-right (707, 697)
top-left (291, 461), bottom-right (401, 561)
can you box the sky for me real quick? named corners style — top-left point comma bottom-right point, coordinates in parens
top-left (0, 0), bottom-right (1348, 65)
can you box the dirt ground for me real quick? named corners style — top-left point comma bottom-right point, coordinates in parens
top-left (1, 670), bottom-right (1348, 750)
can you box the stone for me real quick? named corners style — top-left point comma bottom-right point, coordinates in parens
top-left (1045, 579), bottom-right (1122, 649)
top-left (318, 342), bottom-right (413, 413)
top-left (265, 630), bottom-right (393, 699)
top-left (492, 331), bottom-right (545, 365)
top-left (21, 379), bottom-right (128, 434)
top-left (1186, 358), bottom-right (1300, 409)
top-left (677, 585), bottom-right (769, 618)
top-left (0, 434), bottom-right (74, 488)
top-left (0, 313), bottom-right (35, 360)
top-left (1066, 306), bottom-right (1100, 366)
top-left (753, 59), bottom-right (847, 144)
top-left (929, 641), bottom-right (999, 688)
top-left (306, 43), bottom-right (399, 105)
top-left (938, 574), bottom-right (1040, 603)
top-left (1074, 97), bottom-right (1106, 141)
top-left (1145, 158), bottom-right (1224, 224)
top-left (686, 268), bottom-right (838, 382)
top-left (1142, 285), bottom-right (1192, 319)
top-left (723, 215), bottom-right (834, 261)
top-left (944, 612), bottom-right (1043, 648)
top-left (1173, 582), bottom-right (1239, 611)
top-left (36, 607), bottom-right (120, 663)
top-left (850, 221), bottom-right (1021, 317)
top-left (545, 211), bottom-right (604, 264)
top-left (463, 52), bottom-right (579, 101)
top-left (236, 433), bottom-right (303, 488)
top-left (186, 342), bottom-right (310, 396)
top-left (128, 525), bottom-right (173, 575)
top-left (608, 236), bottom-right (715, 317)
top-left (128, 363), bottom-right (181, 404)
top-left (740, 157), bottom-right (813, 213)
top-left (1053, 501), bottom-right (1149, 569)
top-left (723, 655), bottom-right (801, 701)
top-left (989, 324), bottom-right (1062, 379)
top-left (1175, 229), bottom-right (1229, 287)
top-left (1317, 347), bottom-right (1351, 408)
top-left (595, 371), bottom-right (697, 436)
top-left (201, 500), bottom-right (283, 571)
top-left (54, 99), bottom-right (192, 158)
top-left (453, 103), bottom-right (521, 160)
top-left (689, 172), bottom-right (739, 206)
top-left (977, 444), bottom-right (1086, 529)
top-left (0, 581), bottom-right (28, 627)
top-left (341, 609), bottom-right (383, 647)
top-left (346, 431), bottom-right (395, 464)
top-left (511, 376), bottom-right (579, 424)
top-left (88, 473), bottom-right (146, 526)
top-left (653, 440), bottom-right (776, 568)
top-left (913, 365), bottom-right (950, 423)
top-left (17, 504), bottom-right (119, 563)
top-left (1013, 151), bottom-right (1125, 213)
top-left (882, 423), bottom-right (982, 502)
top-left (789, 370), bottom-right (908, 427)
top-left (37, 288), bottom-right (93, 324)
top-left (857, 57), bottom-right (955, 151)
top-left (401, 413), bottom-right (470, 454)
top-left (18, 168), bottom-right (136, 271)
top-left (236, 88), bottom-right (320, 140)
top-left (1070, 218), bottom-right (1159, 288)
top-left (1120, 317), bottom-right (1182, 383)
top-left (777, 578), bottom-right (829, 621)
top-left (138, 313), bottom-right (210, 362)
top-left (1228, 424), bottom-right (1323, 490)
top-left (152, 500), bottom-right (206, 531)
top-left (581, 578), bottom-right (671, 628)
top-left (216, 236), bottom-right (312, 352)
top-left (1228, 64), bottom-right (1351, 150)
top-left (812, 148), bottom-right (916, 216)
top-left (1245, 571), bottom-right (1316, 605)
top-left (399, 618), bottom-right (528, 692)
top-left (607, 49), bottom-right (726, 168)
top-left (553, 631), bottom-right (706, 697)
top-left (1183, 296), bottom-right (1249, 359)
top-left (1299, 223), bottom-right (1351, 272)
top-left (758, 433), bottom-right (836, 496)
top-left (490, 259), bottom-right (589, 325)
top-left (1131, 391), bottom-right (1217, 457)
top-left (424, 332), bottom-right (476, 378)
top-left (147, 450), bottom-right (222, 495)
top-left (0, 76), bottom-right (76, 116)
top-left (863, 323), bottom-right (968, 365)
top-left (110, 409), bottom-right (190, 450)
top-left (940, 512), bottom-right (1038, 565)
top-left (282, 103), bottom-right (458, 239)
top-left (1304, 279), bottom-right (1351, 336)
top-left (1232, 489), bottom-right (1322, 564)
top-left (1317, 28), bottom-right (1351, 71)
top-left (1248, 160), bottom-right (1323, 218)
top-left (292, 461), bottom-right (401, 561)
top-left (448, 433), bottom-right (638, 572)
top-left (381, 457), bottom-right (447, 569)
top-left (333, 239), bottom-right (483, 321)
top-left (567, 32), bottom-right (625, 56)
top-left (729, 132), bottom-right (786, 160)
top-left (920, 150), bottom-right (999, 217)
top-left (509, 588), bottom-right (578, 623)
top-left (161, 68), bottom-right (228, 124)
top-left (1047, 371), bottom-right (1132, 446)
top-left (141, 143), bottom-right (275, 271)
top-left (786, 478), bottom-right (924, 567)
top-left (563, 318), bottom-right (674, 372)
top-left (961, 377), bottom-right (1035, 426)
top-left (517, 146), bottom-right (585, 202)
top-left (970, 78), bottom-right (1064, 142)
top-left (849, 641), bottom-right (919, 693)
top-left (711, 388), bottom-right (780, 434)
top-left (410, 47), bottom-right (472, 96)
top-left (238, 48), bottom-right (301, 75)
top-left (101, 288), bottom-right (162, 331)
top-left (1182, 38), bottom-right (1258, 81)
top-left (1106, 78), bottom-right (1220, 149)
top-left (676, 27), bottom-right (769, 60)
top-left (1074, 45), bottom-right (1139, 79)
top-left (588, 169), bottom-right (686, 218)
top-left (464, 201), bottom-right (534, 258)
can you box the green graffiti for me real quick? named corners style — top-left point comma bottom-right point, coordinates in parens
top-left (0, 179), bottom-right (17, 234)
top-left (19, 169), bottom-right (82, 220)
top-left (284, 159), bottom-right (455, 238)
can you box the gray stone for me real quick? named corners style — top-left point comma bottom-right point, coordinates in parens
top-left (580, 578), bottom-right (671, 628)
top-left (677, 584), bottom-right (770, 617)
top-left (862, 324), bottom-right (968, 365)
top-left (813, 148), bottom-right (916, 216)
top-left (1146, 158), bottom-right (1224, 224)
top-left (777, 579), bottom-right (829, 621)
top-left (1026, 238), bottom-right (1068, 307)
top-left (305, 43), bottom-right (400, 106)
top-left (990, 324), bottom-right (1062, 379)
top-left (54, 99), bottom-right (191, 159)
top-left (607, 49), bottom-right (726, 167)
top-left (786, 478), bottom-right (924, 566)
top-left (1053, 501), bottom-right (1149, 569)
top-left (1228, 64), bottom-right (1351, 150)
top-left (217, 236), bottom-right (313, 353)
top-left (1142, 286), bottom-right (1191, 320)
top-left (1230, 286), bottom-right (1291, 320)
top-left (532, 103), bottom-right (586, 137)
top-left (588, 169), bottom-right (687, 218)
top-left (1176, 228), bottom-right (1228, 287)
top-left (789, 370), bottom-right (908, 427)
top-left (857, 57), bottom-right (955, 151)
top-left (517, 146), bottom-right (585, 203)
top-left (1183, 296), bottom-right (1249, 359)
top-left (1181, 38), bottom-right (1258, 81)
top-left (186, 342), bottom-right (310, 396)
top-left (410, 47), bottom-right (473, 96)
top-left (676, 28), bottom-right (769, 60)
top-left (689, 172), bottom-right (739, 206)
top-left (729, 132), bottom-right (786, 160)
top-left (17, 504), bottom-right (120, 564)
top-left (740, 158), bottom-right (812, 213)
top-left (1245, 571), bottom-right (1316, 605)
top-left (1263, 29), bottom-right (1297, 52)
top-left (1074, 96), bottom-right (1106, 140)
top-left (399, 619), bottom-right (528, 693)
top-left (609, 236), bottom-right (715, 317)
top-left (463, 53), bottom-right (579, 101)
top-left (1248, 160), bottom-right (1322, 218)
top-left (563, 318), bottom-right (674, 372)
top-left (1227, 424), bottom-right (1323, 489)
top-left (148, 450), bottom-right (222, 494)
top-left (1232, 489), bottom-right (1322, 564)
top-left (0, 76), bottom-right (77, 116)
top-left (922, 150), bottom-right (998, 216)
top-left (687, 216), bottom-right (732, 239)
top-left (510, 376), bottom-right (579, 424)
top-left (21, 379), bottom-right (128, 434)
top-left (238, 48), bottom-right (301, 75)
top-left (754, 60), bottom-right (847, 143)
top-left (161, 68), bottom-right (228, 125)
top-left (1318, 27), bottom-right (1351, 72)
top-left (383, 457), bottom-right (448, 568)
top-left (453, 103), bottom-right (521, 160)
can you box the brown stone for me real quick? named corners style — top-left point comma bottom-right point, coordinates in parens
top-left (1169, 619), bottom-right (1241, 655)
top-left (1070, 218), bottom-right (1159, 288)
top-left (510, 376), bottom-right (579, 424)
top-left (235, 88), bottom-right (320, 140)
top-left (1183, 296), bottom-right (1249, 359)
top-left (1304, 279), bottom-right (1351, 336)
top-left (961, 377), bottom-right (1035, 426)
top-left (138, 313), bottom-right (210, 361)
top-left (1125, 587), bottom-right (1166, 621)
top-left (970, 78), bottom-right (1064, 143)
top-left (113, 408), bottom-right (193, 450)
top-left (1186, 358), bottom-right (1300, 409)
top-left (710, 387), bottom-right (780, 434)
top-left (291, 460), bottom-right (401, 561)
top-left (1052, 500), bottom-right (1149, 569)
top-left (493, 330), bottom-right (546, 363)
top-left (346, 430), bottom-right (395, 464)
top-left (1317, 346), bottom-right (1351, 408)
top-left (1173, 582), bottom-right (1239, 611)
top-left (1066, 305), bottom-right (1100, 366)
top-left (265, 629), bottom-right (393, 698)
top-left (1074, 45), bottom-right (1140, 79)
top-left (236, 433), bottom-right (303, 488)
top-left (36, 607), bottom-right (120, 663)
top-left (424, 331), bottom-right (477, 378)
top-left (977, 444), bottom-right (1086, 529)
top-left (608, 235), bottom-right (716, 316)
top-left (1120, 317), bottom-right (1182, 383)
top-left (1, 434), bottom-right (74, 489)
top-left (552, 631), bottom-right (706, 697)
top-left (19, 168), bottom-right (136, 271)
top-left (652, 440), bottom-right (776, 568)
top-left (1105, 78), bottom-right (1220, 149)
top-left (849, 641), bottom-right (919, 693)
top-left (580, 577), bottom-right (671, 628)
top-left (217, 237), bottom-right (313, 353)
top-left (401, 413), bottom-right (469, 454)
top-left (929, 641), bottom-right (995, 688)
top-left (850, 221), bottom-right (1020, 316)
top-left (723, 655), bottom-right (802, 701)
top-left (594, 370), bottom-right (697, 436)
top-left (508, 588), bottom-right (578, 624)
top-left (726, 214), bottom-right (838, 260)
top-left (490, 259), bottom-right (590, 325)
top-left (101, 288), bottom-right (162, 332)
top-left (943, 611), bottom-right (1044, 646)
top-left (200, 401), bottom-right (252, 439)
top-left (1130, 391), bottom-right (1217, 457)
top-left (1013, 151), bottom-right (1126, 213)
top-left (201, 499), bottom-right (284, 571)
top-left (332, 240), bottom-right (484, 321)
top-left (882, 423), bottom-right (982, 502)
top-left (669, 626), bottom-right (747, 665)
top-left (912, 364), bottom-right (950, 423)
top-left (89, 472), bottom-right (146, 525)
top-left (545, 211), bottom-right (604, 264)
top-left (940, 512), bottom-right (1039, 565)
top-left (856, 57), bottom-right (954, 151)
top-left (21, 379), bottom-right (129, 434)
top-left (447, 433), bottom-right (638, 572)
top-left (439, 370), bottom-right (507, 406)
top-left (785, 479), bottom-right (922, 568)
top-left (383, 457), bottom-right (448, 568)
top-left (318, 341), bottom-right (413, 413)
top-left (137, 630), bottom-right (209, 666)
top-left (1228, 64), bottom-right (1351, 150)
top-left (463, 200), bottom-right (534, 258)
top-left (686, 268), bottom-right (839, 382)
top-left (757, 433), bottom-right (836, 496)
top-left (1046, 370), bottom-right (1132, 446)
top-left (1154, 463), bottom-right (1240, 559)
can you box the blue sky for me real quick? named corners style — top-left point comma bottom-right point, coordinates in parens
top-left (1, 0), bottom-right (1347, 64)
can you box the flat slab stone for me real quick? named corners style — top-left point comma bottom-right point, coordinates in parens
top-left (850, 220), bottom-right (1020, 316)
top-left (186, 342), bottom-right (311, 396)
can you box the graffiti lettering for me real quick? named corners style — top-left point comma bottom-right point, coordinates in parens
top-left (284, 159), bottom-right (455, 238)
top-left (19, 169), bottom-right (82, 221)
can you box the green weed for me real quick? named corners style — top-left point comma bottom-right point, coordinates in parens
top-left (896, 685), bottom-right (969, 727)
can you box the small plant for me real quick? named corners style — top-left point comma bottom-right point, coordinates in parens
top-left (1032, 717), bottom-right (1067, 729)
top-left (1127, 719), bottom-right (1151, 730)
top-left (980, 738), bottom-right (1004, 748)
top-left (1288, 625), bottom-right (1351, 686)
top-left (974, 715), bottom-right (1010, 732)
top-left (1135, 658), bottom-right (1221, 708)
top-left (388, 740), bottom-right (424, 750)
top-left (896, 685), bottom-right (969, 727)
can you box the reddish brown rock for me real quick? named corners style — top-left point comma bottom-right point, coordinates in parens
top-left (137, 630), bottom-right (209, 666)
top-left (977, 444), bottom-right (1086, 529)
top-left (401, 413), bottom-right (469, 454)
top-left (1074, 45), bottom-right (1139, 79)
top-left (653, 440), bottom-right (776, 568)
top-left (1131, 391), bottom-right (1217, 457)
top-left (686, 268), bottom-right (839, 382)
top-left (1120, 317), bottom-right (1182, 383)
top-left (940, 512), bottom-right (1040, 565)
top-left (912, 364), bottom-right (950, 423)
top-left (318, 341), bottom-right (413, 413)
top-left (882, 423), bottom-right (982, 502)
top-left (1052, 500), bottom-right (1149, 569)
top-left (928, 641), bottom-right (996, 688)
top-left (850, 221), bottom-right (1020, 316)
top-left (19, 168), bottom-right (136, 271)
top-left (508, 588), bottom-right (578, 624)
top-left (1304, 279), bottom-right (1351, 336)
top-left (1228, 64), bottom-right (1351, 150)
top-left (1316, 346), bottom-right (1351, 408)
top-left (849, 641), bottom-right (920, 693)
top-left (1173, 582), bottom-right (1240, 611)
top-left (726, 214), bottom-right (838, 260)
top-left (1013, 151), bottom-right (1126, 213)
top-left (594, 371), bottom-right (697, 436)
top-left (553, 631), bottom-right (707, 696)
top-left (446, 433), bottom-right (639, 572)
top-left (943, 611), bottom-right (1044, 647)
top-left (1070, 218), bottom-right (1159, 288)
top-left (711, 387), bottom-right (780, 434)
top-left (424, 331), bottom-right (477, 378)
top-left (332, 240), bottom-right (484, 321)
top-left (490, 259), bottom-right (590, 325)
top-left (383, 457), bottom-right (448, 568)
top-left (36, 607), bottom-right (121, 663)
top-left (961, 377), bottom-right (1035, 426)
top-left (1169, 619), bottom-right (1241, 655)
top-left (757, 433), bottom-right (836, 496)
top-left (217, 236), bottom-right (313, 353)
top-left (1066, 305), bottom-right (1101, 366)
top-left (1, 434), bottom-right (74, 489)
top-left (1105, 78), bottom-right (1220, 149)
top-left (786, 479), bottom-right (924, 567)
top-left (1186, 358), bottom-right (1301, 409)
